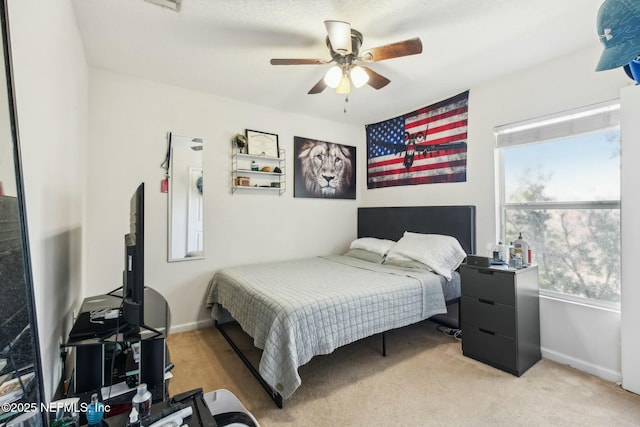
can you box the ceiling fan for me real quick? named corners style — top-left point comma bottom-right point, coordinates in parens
top-left (270, 20), bottom-right (423, 95)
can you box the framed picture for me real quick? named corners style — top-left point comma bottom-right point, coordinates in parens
top-left (246, 129), bottom-right (279, 158)
top-left (293, 136), bottom-right (356, 200)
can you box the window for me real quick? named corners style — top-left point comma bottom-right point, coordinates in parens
top-left (495, 101), bottom-right (621, 307)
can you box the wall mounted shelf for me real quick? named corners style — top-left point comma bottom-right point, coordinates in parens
top-left (232, 149), bottom-right (285, 195)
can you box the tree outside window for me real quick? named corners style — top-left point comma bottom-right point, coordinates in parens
top-left (497, 107), bottom-right (620, 306)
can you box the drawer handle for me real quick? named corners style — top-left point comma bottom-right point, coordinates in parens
top-left (478, 298), bottom-right (495, 305)
top-left (478, 270), bottom-right (495, 275)
top-left (479, 328), bottom-right (496, 336)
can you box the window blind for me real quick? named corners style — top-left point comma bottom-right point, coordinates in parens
top-left (494, 99), bottom-right (620, 148)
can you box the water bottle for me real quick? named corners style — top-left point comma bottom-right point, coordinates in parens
top-left (492, 242), bottom-right (500, 261)
top-left (502, 242), bottom-right (510, 262)
top-left (86, 393), bottom-right (104, 426)
top-left (493, 241), bottom-right (505, 261)
top-left (131, 383), bottom-right (152, 419)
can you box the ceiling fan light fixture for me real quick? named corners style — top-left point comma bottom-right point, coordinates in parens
top-left (324, 66), bottom-right (342, 88)
top-left (350, 65), bottom-right (369, 88)
top-left (336, 74), bottom-right (351, 94)
top-left (324, 20), bottom-right (352, 55)
top-left (271, 20), bottom-right (422, 95)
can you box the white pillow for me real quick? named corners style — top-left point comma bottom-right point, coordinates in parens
top-left (349, 237), bottom-right (396, 256)
top-left (385, 232), bottom-right (466, 280)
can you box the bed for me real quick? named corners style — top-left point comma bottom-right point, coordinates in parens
top-left (206, 205), bottom-right (476, 407)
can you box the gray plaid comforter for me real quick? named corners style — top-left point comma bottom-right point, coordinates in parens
top-left (206, 255), bottom-right (449, 399)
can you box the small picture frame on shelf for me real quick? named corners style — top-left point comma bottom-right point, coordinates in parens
top-left (246, 129), bottom-right (279, 158)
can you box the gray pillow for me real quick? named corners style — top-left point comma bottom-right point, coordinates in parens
top-left (383, 257), bottom-right (433, 271)
top-left (344, 249), bottom-right (385, 264)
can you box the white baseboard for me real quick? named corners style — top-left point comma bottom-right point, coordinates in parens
top-left (170, 318), bottom-right (214, 334)
top-left (541, 346), bottom-right (622, 384)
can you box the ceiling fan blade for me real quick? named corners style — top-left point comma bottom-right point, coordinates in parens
top-left (270, 58), bottom-right (330, 65)
top-left (324, 20), bottom-right (352, 55)
top-left (361, 66), bottom-right (391, 90)
top-left (361, 37), bottom-right (423, 62)
top-left (308, 77), bottom-right (328, 94)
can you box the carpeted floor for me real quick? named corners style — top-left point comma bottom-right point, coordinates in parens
top-left (166, 321), bottom-right (640, 426)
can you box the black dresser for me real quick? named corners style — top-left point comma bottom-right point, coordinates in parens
top-left (460, 264), bottom-right (541, 376)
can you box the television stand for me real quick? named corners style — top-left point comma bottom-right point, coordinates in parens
top-left (120, 322), bottom-right (164, 340)
top-left (105, 286), bottom-right (165, 339)
top-left (64, 287), bottom-right (172, 401)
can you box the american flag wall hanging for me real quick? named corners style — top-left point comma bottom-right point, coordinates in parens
top-left (366, 90), bottom-right (469, 189)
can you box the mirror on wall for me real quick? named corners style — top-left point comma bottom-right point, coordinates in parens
top-left (0, 2), bottom-right (45, 424)
top-left (167, 133), bottom-right (204, 262)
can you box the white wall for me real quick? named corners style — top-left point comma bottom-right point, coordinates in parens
top-left (7, 0), bottom-right (88, 401)
top-left (620, 85), bottom-right (640, 393)
top-left (86, 69), bottom-right (362, 331)
top-left (362, 44), bottom-right (631, 382)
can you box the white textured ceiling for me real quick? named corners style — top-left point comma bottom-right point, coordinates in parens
top-left (71, 0), bottom-right (605, 125)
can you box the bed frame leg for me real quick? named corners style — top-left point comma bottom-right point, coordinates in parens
top-left (382, 332), bottom-right (386, 357)
top-left (215, 321), bottom-right (284, 408)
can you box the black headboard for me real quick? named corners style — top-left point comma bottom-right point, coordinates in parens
top-left (357, 206), bottom-right (476, 255)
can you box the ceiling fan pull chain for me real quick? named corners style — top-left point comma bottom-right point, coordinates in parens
top-left (344, 95), bottom-right (349, 113)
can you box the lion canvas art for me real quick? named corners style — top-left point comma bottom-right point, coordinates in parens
top-left (294, 137), bottom-right (356, 199)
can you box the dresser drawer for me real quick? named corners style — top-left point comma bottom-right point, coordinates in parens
top-left (460, 267), bottom-right (515, 305)
top-left (461, 322), bottom-right (517, 373)
top-left (460, 295), bottom-right (516, 337)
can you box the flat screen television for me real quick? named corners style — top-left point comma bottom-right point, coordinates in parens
top-left (123, 182), bottom-right (145, 328)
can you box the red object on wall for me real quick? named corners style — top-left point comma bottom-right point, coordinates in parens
top-left (160, 178), bottom-right (168, 193)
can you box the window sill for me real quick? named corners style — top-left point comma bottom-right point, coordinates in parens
top-left (540, 290), bottom-right (621, 313)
